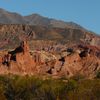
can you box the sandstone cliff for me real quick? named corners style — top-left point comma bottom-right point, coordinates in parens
top-left (0, 41), bottom-right (99, 78)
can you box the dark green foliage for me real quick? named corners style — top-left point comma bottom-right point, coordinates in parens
top-left (71, 74), bottom-right (85, 81)
top-left (96, 71), bottom-right (100, 79)
top-left (0, 75), bottom-right (100, 100)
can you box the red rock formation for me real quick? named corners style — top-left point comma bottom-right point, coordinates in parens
top-left (53, 45), bottom-right (100, 78)
top-left (0, 41), bottom-right (99, 78)
top-left (10, 41), bottom-right (37, 75)
top-left (0, 41), bottom-right (37, 75)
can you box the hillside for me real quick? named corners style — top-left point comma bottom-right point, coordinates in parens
top-left (0, 24), bottom-right (99, 50)
top-left (0, 8), bottom-right (100, 79)
top-left (0, 8), bottom-right (86, 29)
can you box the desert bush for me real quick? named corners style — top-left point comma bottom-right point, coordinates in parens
top-left (71, 74), bottom-right (85, 81)
top-left (96, 71), bottom-right (100, 79)
top-left (0, 75), bottom-right (100, 100)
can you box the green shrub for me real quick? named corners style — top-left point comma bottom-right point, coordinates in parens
top-left (0, 75), bottom-right (100, 100)
top-left (96, 71), bottom-right (100, 79)
top-left (71, 74), bottom-right (85, 81)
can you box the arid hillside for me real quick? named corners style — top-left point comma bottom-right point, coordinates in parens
top-left (0, 8), bottom-right (86, 29)
top-left (0, 24), bottom-right (99, 50)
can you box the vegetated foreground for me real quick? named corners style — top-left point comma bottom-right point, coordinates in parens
top-left (0, 75), bottom-right (100, 100)
top-left (0, 24), bottom-right (99, 100)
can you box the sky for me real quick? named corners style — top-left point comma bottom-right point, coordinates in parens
top-left (0, 0), bottom-right (100, 34)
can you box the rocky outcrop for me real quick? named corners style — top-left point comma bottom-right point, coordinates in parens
top-left (0, 41), bottom-right (100, 78)
top-left (54, 45), bottom-right (100, 78)
top-left (0, 41), bottom-right (36, 75)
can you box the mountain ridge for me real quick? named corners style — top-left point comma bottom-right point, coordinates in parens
top-left (0, 8), bottom-right (87, 31)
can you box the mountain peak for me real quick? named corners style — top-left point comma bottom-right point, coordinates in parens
top-left (0, 8), bottom-right (86, 30)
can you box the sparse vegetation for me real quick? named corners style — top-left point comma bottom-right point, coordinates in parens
top-left (0, 75), bottom-right (99, 100)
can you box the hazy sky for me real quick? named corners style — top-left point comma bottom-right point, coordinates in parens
top-left (0, 0), bottom-right (100, 34)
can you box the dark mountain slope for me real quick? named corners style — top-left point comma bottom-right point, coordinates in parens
top-left (0, 8), bottom-right (26, 24)
top-left (0, 8), bottom-right (85, 30)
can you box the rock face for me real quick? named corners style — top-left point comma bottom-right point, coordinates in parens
top-left (0, 41), bottom-right (100, 78)
top-left (60, 45), bottom-right (100, 78)
top-left (0, 24), bottom-right (100, 50)
top-left (0, 41), bottom-right (36, 75)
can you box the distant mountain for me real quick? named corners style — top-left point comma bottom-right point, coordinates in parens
top-left (0, 8), bottom-right (84, 30)
top-left (0, 8), bottom-right (26, 24)
top-left (24, 14), bottom-right (84, 29)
